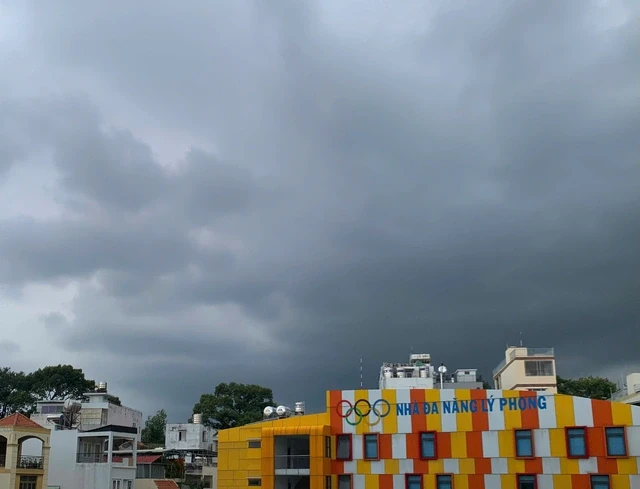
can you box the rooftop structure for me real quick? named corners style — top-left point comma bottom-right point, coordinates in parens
top-left (611, 373), bottom-right (640, 406)
top-left (378, 353), bottom-right (436, 389)
top-left (492, 345), bottom-right (557, 393)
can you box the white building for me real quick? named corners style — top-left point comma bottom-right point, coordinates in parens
top-left (492, 346), bottom-right (558, 393)
top-left (611, 373), bottom-right (640, 406)
top-left (165, 414), bottom-right (217, 489)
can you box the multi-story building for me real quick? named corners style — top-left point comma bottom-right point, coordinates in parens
top-left (492, 346), bottom-right (557, 393)
top-left (164, 414), bottom-right (217, 488)
top-left (218, 388), bottom-right (640, 489)
top-left (0, 413), bottom-right (51, 489)
top-left (611, 373), bottom-right (640, 406)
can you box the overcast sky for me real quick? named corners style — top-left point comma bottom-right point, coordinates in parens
top-left (0, 0), bottom-right (638, 422)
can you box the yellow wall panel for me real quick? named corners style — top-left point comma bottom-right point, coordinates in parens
top-left (500, 475), bottom-right (515, 488)
top-left (427, 459), bottom-right (444, 474)
top-left (617, 457), bottom-right (638, 475)
top-left (452, 475), bottom-right (468, 489)
top-left (612, 475), bottom-right (631, 489)
top-left (612, 402), bottom-right (633, 426)
top-left (384, 459), bottom-right (399, 474)
top-left (549, 428), bottom-right (567, 458)
top-left (218, 431), bottom-right (229, 442)
top-left (423, 475), bottom-right (436, 489)
top-left (365, 474), bottom-right (379, 489)
top-left (552, 475), bottom-right (572, 488)
top-left (382, 389), bottom-right (398, 434)
top-left (497, 430), bottom-right (514, 458)
top-left (502, 391), bottom-right (522, 430)
top-left (559, 458), bottom-right (579, 474)
top-left (425, 390), bottom-right (442, 432)
top-left (458, 458), bottom-right (475, 474)
top-left (554, 396), bottom-right (575, 428)
top-left (455, 390), bottom-right (473, 432)
top-left (357, 459), bottom-right (372, 474)
top-left (507, 458), bottom-right (525, 474)
top-left (449, 432), bottom-right (467, 458)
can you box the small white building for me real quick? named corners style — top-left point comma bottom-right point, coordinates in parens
top-left (612, 373), bottom-right (640, 406)
top-left (378, 353), bottom-right (436, 389)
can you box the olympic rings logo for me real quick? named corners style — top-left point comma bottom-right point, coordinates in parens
top-left (336, 399), bottom-right (391, 426)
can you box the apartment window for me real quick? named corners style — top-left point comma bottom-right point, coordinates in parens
top-left (178, 430), bottom-right (186, 441)
top-left (524, 360), bottom-right (554, 376)
top-left (124, 481), bottom-right (133, 489)
top-left (338, 475), bottom-right (352, 489)
top-left (363, 434), bottom-right (379, 459)
top-left (202, 431), bottom-right (207, 442)
top-left (517, 475), bottom-right (536, 489)
top-left (248, 439), bottom-right (261, 449)
top-left (336, 434), bottom-right (352, 460)
top-left (325, 436), bottom-right (332, 458)
top-left (515, 429), bottom-right (534, 457)
top-left (406, 475), bottom-right (422, 489)
top-left (112, 480), bottom-right (121, 489)
top-left (566, 427), bottom-right (588, 457)
top-left (325, 476), bottom-right (332, 489)
top-left (605, 427), bottom-right (627, 456)
top-left (420, 431), bottom-right (437, 459)
top-left (590, 475), bottom-right (610, 489)
top-left (436, 475), bottom-right (452, 489)
top-left (248, 478), bottom-right (262, 486)
top-left (19, 476), bottom-right (37, 489)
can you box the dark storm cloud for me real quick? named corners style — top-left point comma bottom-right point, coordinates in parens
top-left (0, 0), bottom-right (638, 419)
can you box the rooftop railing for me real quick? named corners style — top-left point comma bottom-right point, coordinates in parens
top-left (493, 348), bottom-right (555, 377)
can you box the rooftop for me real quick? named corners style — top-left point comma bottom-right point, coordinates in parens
top-left (493, 347), bottom-right (555, 377)
top-left (0, 413), bottom-right (48, 430)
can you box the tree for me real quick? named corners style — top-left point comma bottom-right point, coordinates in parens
top-left (142, 409), bottom-right (167, 445)
top-left (28, 365), bottom-right (95, 401)
top-left (0, 367), bottom-right (35, 417)
top-left (193, 382), bottom-right (275, 430)
top-left (557, 375), bottom-right (617, 400)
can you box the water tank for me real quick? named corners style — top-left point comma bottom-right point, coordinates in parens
top-left (276, 405), bottom-right (291, 417)
top-left (419, 367), bottom-right (428, 378)
top-left (396, 368), bottom-right (405, 378)
top-left (383, 367), bottom-right (393, 378)
top-left (294, 402), bottom-right (305, 415)
top-left (97, 382), bottom-right (107, 391)
top-left (64, 399), bottom-right (82, 411)
top-left (263, 406), bottom-right (276, 417)
top-left (193, 413), bottom-right (203, 424)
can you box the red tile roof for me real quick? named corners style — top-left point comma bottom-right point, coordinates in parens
top-left (0, 413), bottom-right (47, 430)
top-left (154, 481), bottom-right (180, 489)
top-left (112, 454), bottom-right (162, 464)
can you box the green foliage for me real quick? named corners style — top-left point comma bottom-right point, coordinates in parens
top-left (29, 365), bottom-right (95, 401)
top-left (482, 380), bottom-right (491, 389)
top-left (109, 396), bottom-right (122, 406)
top-left (193, 382), bottom-right (275, 430)
top-left (142, 409), bottom-right (167, 445)
top-left (557, 375), bottom-right (617, 400)
top-left (0, 367), bottom-right (35, 417)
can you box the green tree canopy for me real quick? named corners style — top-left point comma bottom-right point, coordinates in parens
top-left (557, 375), bottom-right (617, 400)
top-left (28, 364), bottom-right (95, 401)
top-left (0, 367), bottom-right (34, 417)
top-left (141, 409), bottom-right (167, 445)
top-left (193, 382), bottom-right (275, 430)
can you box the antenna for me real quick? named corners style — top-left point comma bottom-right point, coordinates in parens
top-left (360, 357), bottom-right (363, 389)
top-left (519, 332), bottom-right (523, 347)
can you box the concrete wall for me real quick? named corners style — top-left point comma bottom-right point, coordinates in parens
top-left (107, 406), bottom-right (143, 442)
top-left (165, 423), bottom-right (215, 451)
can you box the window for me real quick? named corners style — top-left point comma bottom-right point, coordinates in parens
top-left (19, 476), bottom-right (37, 489)
top-left (406, 475), bottom-right (422, 489)
top-left (178, 430), bottom-right (186, 441)
top-left (248, 478), bottom-right (262, 486)
top-left (124, 481), bottom-right (133, 489)
top-left (248, 439), bottom-right (261, 449)
top-left (325, 476), bottom-right (332, 489)
top-left (203, 431), bottom-right (207, 442)
top-left (436, 475), bottom-right (452, 489)
top-left (566, 427), bottom-right (587, 458)
top-left (524, 360), bottom-right (554, 376)
top-left (336, 434), bottom-right (352, 460)
top-left (420, 431), bottom-right (437, 459)
top-left (338, 475), bottom-right (352, 489)
top-left (590, 475), bottom-right (610, 489)
top-left (517, 475), bottom-right (536, 489)
top-left (605, 427), bottom-right (627, 456)
top-left (325, 436), bottom-right (332, 458)
top-left (112, 481), bottom-right (121, 489)
top-left (515, 429), bottom-right (534, 457)
top-left (363, 434), bottom-right (379, 459)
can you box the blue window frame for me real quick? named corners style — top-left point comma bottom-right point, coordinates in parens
top-left (590, 475), bottom-right (610, 489)
top-left (566, 427), bottom-right (587, 457)
top-left (436, 475), bottom-right (452, 489)
top-left (515, 429), bottom-right (533, 457)
top-left (405, 475), bottom-right (421, 489)
top-left (420, 432), bottom-right (436, 459)
top-left (605, 427), bottom-right (627, 456)
top-left (363, 434), bottom-right (378, 459)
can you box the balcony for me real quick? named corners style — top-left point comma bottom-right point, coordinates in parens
top-left (18, 456), bottom-right (44, 469)
top-left (185, 458), bottom-right (216, 475)
top-left (77, 453), bottom-right (107, 463)
top-left (493, 347), bottom-right (555, 377)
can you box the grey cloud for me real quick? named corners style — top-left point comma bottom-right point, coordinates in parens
top-left (0, 340), bottom-right (21, 355)
top-left (0, 0), bottom-right (638, 419)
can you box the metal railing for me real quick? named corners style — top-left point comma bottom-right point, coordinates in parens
top-left (18, 456), bottom-right (44, 469)
top-left (493, 348), bottom-right (555, 377)
top-left (274, 455), bottom-right (310, 470)
top-left (76, 454), bottom-right (108, 463)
